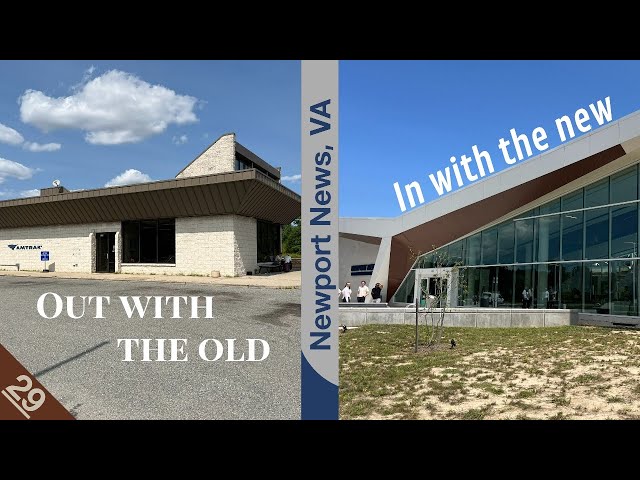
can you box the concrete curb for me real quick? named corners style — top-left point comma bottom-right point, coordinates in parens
top-left (0, 270), bottom-right (301, 289)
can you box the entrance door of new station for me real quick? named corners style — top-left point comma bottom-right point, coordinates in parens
top-left (414, 268), bottom-right (457, 308)
top-left (96, 232), bottom-right (116, 273)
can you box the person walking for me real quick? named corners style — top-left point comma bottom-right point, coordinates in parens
top-left (521, 287), bottom-right (532, 308)
top-left (357, 280), bottom-right (370, 303)
top-left (371, 283), bottom-right (382, 303)
top-left (284, 253), bottom-right (292, 272)
top-left (544, 289), bottom-right (550, 309)
top-left (340, 282), bottom-right (352, 302)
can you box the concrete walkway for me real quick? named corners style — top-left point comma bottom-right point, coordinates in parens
top-left (0, 269), bottom-right (301, 289)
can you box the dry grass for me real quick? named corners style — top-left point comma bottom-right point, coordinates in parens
top-left (340, 325), bottom-right (640, 420)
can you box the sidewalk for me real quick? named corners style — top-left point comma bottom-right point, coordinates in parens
top-left (0, 269), bottom-right (301, 289)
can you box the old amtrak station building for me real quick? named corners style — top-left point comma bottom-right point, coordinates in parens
top-left (339, 109), bottom-right (640, 327)
top-left (0, 133), bottom-right (300, 277)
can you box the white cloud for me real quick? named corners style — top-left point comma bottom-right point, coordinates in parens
top-left (23, 141), bottom-right (61, 152)
top-left (105, 169), bottom-right (153, 187)
top-left (20, 69), bottom-right (199, 145)
top-left (172, 134), bottom-right (188, 145)
top-left (0, 122), bottom-right (61, 152)
top-left (281, 174), bottom-right (301, 183)
top-left (0, 157), bottom-right (35, 183)
top-left (20, 189), bottom-right (40, 197)
top-left (0, 123), bottom-right (25, 146)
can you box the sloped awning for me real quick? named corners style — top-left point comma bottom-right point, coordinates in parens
top-left (0, 169), bottom-right (300, 228)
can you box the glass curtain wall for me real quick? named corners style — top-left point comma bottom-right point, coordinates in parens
top-left (391, 164), bottom-right (640, 315)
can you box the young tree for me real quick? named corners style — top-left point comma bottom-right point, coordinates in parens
top-left (410, 245), bottom-right (466, 350)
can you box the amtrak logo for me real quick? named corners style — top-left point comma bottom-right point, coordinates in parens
top-left (8, 244), bottom-right (42, 250)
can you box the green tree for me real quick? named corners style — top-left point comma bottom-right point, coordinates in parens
top-left (282, 217), bottom-right (301, 254)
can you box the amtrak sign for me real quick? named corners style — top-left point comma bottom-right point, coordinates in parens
top-left (8, 244), bottom-right (43, 250)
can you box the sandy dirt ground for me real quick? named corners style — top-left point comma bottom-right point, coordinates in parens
top-left (340, 326), bottom-right (640, 420)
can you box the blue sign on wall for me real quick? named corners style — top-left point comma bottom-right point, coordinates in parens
top-left (351, 264), bottom-right (375, 276)
top-left (41, 251), bottom-right (49, 261)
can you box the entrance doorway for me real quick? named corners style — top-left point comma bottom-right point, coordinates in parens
top-left (96, 232), bottom-right (116, 273)
top-left (414, 268), bottom-right (457, 308)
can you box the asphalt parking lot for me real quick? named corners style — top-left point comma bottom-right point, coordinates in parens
top-left (0, 276), bottom-right (300, 419)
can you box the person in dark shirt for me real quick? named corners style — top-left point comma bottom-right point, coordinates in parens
top-left (371, 283), bottom-right (383, 303)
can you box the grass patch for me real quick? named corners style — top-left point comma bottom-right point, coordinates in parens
top-left (460, 404), bottom-right (494, 420)
top-left (573, 373), bottom-right (605, 385)
top-left (508, 399), bottom-right (541, 411)
top-left (550, 393), bottom-right (571, 407)
top-left (473, 382), bottom-right (505, 395)
top-left (340, 325), bottom-right (640, 420)
top-left (514, 388), bottom-right (537, 399)
top-left (607, 396), bottom-right (625, 403)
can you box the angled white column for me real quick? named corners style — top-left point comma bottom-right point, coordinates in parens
top-left (368, 236), bottom-right (392, 302)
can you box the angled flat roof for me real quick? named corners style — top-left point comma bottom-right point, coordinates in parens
top-left (341, 109), bottom-right (640, 239)
top-left (339, 108), bottom-right (640, 298)
top-left (0, 169), bottom-right (300, 229)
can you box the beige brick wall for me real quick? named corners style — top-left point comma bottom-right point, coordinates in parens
top-left (0, 215), bottom-right (258, 277)
top-left (119, 215), bottom-right (256, 277)
top-left (176, 133), bottom-right (236, 178)
top-left (233, 215), bottom-right (257, 275)
top-left (0, 222), bottom-right (119, 272)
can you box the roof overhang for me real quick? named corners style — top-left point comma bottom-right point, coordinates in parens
top-left (0, 169), bottom-right (300, 229)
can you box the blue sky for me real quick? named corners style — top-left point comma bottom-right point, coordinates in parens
top-left (0, 60), bottom-right (300, 200)
top-left (340, 60), bottom-right (640, 217)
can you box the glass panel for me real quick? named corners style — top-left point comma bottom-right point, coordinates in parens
top-left (611, 260), bottom-right (638, 316)
top-left (496, 265), bottom-right (514, 307)
top-left (393, 269), bottom-right (415, 304)
top-left (514, 209), bottom-right (536, 220)
top-left (610, 166), bottom-right (637, 203)
top-left (434, 246), bottom-right (450, 267)
top-left (561, 211), bottom-right (583, 260)
top-left (140, 220), bottom-right (158, 263)
top-left (157, 219), bottom-right (175, 263)
top-left (536, 263), bottom-right (560, 309)
top-left (560, 262), bottom-right (583, 310)
top-left (585, 179), bottom-right (609, 208)
top-left (476, 266), bottom-right (509, 308)
top-left (584, 262), bottom-right (609, 313)
top-left (515, 219), bottom-right (534, 263)
top-left (477, 267), bottom-right (493, 307)
top-left (481, 228), bottom-right (497, 265)
top-left (257, 220), bottom-right (281, 263)
top-left (561, 189), bottom-right (583, 212)
top-left (448, 241), bottom-right (464, 265)
top-left (457, 267), bottom-right (468, 306)
top-left (585, 207), bottom-right (609, 259)
top-left (419, 253), bottom-right (434, 269)
top-left (465, 267), bottom-right (481, 306)
top-left (539, 199), bottom-right (560, 215)
top-left (535, 214), bottom-right (560, 262)
top-left (497, 222), bottom-right (514, 264)
top-left (466, 233), bottom-right (481, 266)
top-left (122, 221), bottom-right (140, 263)
top-left (611, 205), bottom-right (638, 258)
top-left (515, 265), bottom-right (535, 308)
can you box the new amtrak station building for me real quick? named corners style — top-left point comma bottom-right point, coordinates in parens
top-left (0, 133), bottom-right (300, 277)
top-left (339, 109), bottom-right (640, 327)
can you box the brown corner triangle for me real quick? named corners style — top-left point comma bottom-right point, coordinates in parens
top-left (0, 344), bottom-right (75, 420)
